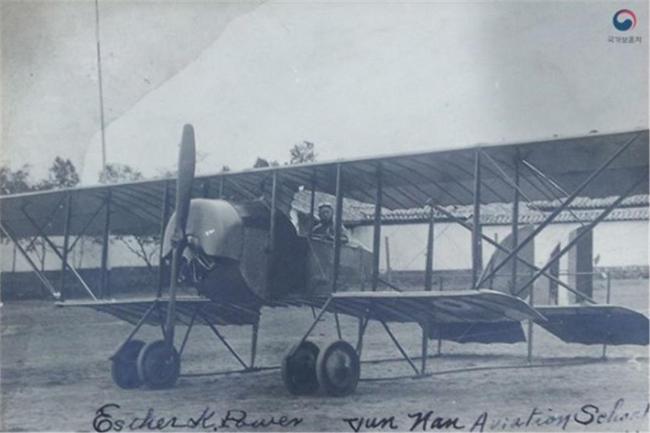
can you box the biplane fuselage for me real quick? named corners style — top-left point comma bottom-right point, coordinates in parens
top-left (161, 198), bottom-right (372, 307)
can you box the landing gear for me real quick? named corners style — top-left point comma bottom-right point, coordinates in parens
top-left (281, 340), bottom-right (360, 397)
top-left (108, 302), bottom-right (261, 390)
top-left (281, 340), bottom-right (320, 395)
top-left (137, 340), bottom-right (181, 389)
top-left (281, 298), bottom-right (362, 396)
top-left (111, 339), bottom-right (145, 389)
top-left (316, 340), bottom-right (360, 396)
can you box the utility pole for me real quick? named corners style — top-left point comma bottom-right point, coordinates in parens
top-left (95, 0), bottom-right (107, 172)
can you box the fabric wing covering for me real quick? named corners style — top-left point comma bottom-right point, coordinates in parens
top-left (326, 290), bottom-right (546, 324)
top-left (55, 297), bottom-right (260, 327)
top-left (1, 129), bottom-right (647, 239)
top-left (535, 305), bottom-right (649, 346)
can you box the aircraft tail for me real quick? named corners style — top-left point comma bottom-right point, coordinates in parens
top-left (478, 226), bottom-right (535, 299)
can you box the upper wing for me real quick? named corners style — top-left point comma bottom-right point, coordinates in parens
top-left (1, 129), bottom-right (647, 239)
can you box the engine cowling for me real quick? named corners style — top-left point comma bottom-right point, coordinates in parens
top-left (162, 199), bottom-right (244, 260)
top-left (162, 198), bottom-right (306, 305)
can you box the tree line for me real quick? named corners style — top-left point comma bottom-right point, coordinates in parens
top-left (1, 141), bottom-right (317, 274)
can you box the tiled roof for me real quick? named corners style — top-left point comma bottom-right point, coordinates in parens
top-left (483, 207), bottom-right (648, 225)
top-left (292, 191), bottom-right (649, 226)
top-left (349, 204), bottom-right (648, 226)
top-left (528, 194), bottom-right (648, 211)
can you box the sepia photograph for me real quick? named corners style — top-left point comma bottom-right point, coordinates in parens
top-left (1, 1), bottom-right (648, 431)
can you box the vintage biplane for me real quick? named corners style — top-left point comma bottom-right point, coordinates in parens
top-left (1, 125), bottom-right (648, 396)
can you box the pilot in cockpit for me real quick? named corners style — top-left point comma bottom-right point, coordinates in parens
top-left (311, 202), bottom-right (350, 243)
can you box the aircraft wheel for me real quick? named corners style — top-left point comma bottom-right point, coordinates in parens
top-left (282, 340), bottom-right (320, 395)
top-left (137, 340), bottom-right (180, 389)
top-left (111, 339), bottom-right (145, 389)
top-left (316, 340), bottom-right (360, 397)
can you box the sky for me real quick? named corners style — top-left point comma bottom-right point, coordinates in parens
top-left (1, 0), bottom-right (648, 185)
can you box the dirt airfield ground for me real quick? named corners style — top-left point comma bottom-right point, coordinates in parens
top-left (1, 279), bottom-right (649, 432)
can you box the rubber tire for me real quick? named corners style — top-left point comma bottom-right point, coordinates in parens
top-left (281, 340), bottom-right (320, 395)
top-left (111, 339), bottom-right (145, 389)
top-left (316, 340), bottom-right (360, 397)
top-left (137, 340), bottom-right (180, 389)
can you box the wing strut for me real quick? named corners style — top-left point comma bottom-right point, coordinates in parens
top-left (20, 205), bottom-right (98, 300)
top-left (514, 175), bottom-right (646, 297)
top-left (477, 132), bottom-right (641, 289)
top-left (431, 204), bottom-right (594, 303)
top-left (0, 222), bottom-right (60, 299)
